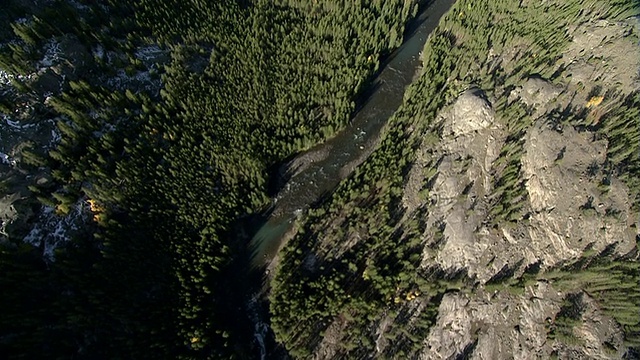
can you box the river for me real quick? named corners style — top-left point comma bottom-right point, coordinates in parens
top-left (249, 0), bottom-right (455, 269)
top-left (244, 0), bottom-right (455, 358)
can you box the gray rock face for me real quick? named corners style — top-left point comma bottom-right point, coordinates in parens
top-left (521, 122), bottom-right (637, 269)
top-left (421, 283), bottom-right (560, 360)
top-left (442, 90), bottom-right (496, 137)
top-left (0, 193), bottom-right (22, 237)
top-left (414, 91), bottom-right (505, 281)
top-left (563, 19), bottom-right (640, 95)
top-left (411, 85), bottom-right (636, 283)
top-left (282, 4), bottom-right (640, 360)
top-left (421, 283), bottom-right (627, 360)
top-left (404, 73), bottom-right (637, 356)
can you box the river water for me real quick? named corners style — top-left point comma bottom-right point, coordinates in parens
top-left (245, 0), bottom-right (456, 357)
top-left (245, 1), bottom-right (455, 356)
top-left (249, 0), bottom-right (455, 269)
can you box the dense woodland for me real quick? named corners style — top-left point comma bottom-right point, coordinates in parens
top-left (1, 0), bottom-right (639, 358)
top-left (0, 0), bottom-right (419, 358)
top-left (269, 0), bottom-right (640, 358)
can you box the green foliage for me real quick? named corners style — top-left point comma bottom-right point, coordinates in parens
top-left (269, 0), bottom-right (640, 357)
top-left (545, 258), bottom-right (640, 349)
top-left (597, 93), bottom-right (640, 211)
top-left (2, 0), bottom-right (638, 357)
top-left (547, 293), bottom-right (585, 345)
top-left (0, 0), bottom-right (421, 357)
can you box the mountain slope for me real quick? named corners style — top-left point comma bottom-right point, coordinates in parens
top-left (270, 0), bottom-right (640, 358)
top-left (0, 0), bottom-right (420, 357)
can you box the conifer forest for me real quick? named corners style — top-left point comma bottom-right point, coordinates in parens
top-left (0, 0), bottom-right (638, 359)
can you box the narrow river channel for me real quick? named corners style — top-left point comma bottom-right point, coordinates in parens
top-left (243, 0), bottom-right (456, 357)
top-left (249, 0), bottom-right (455, 268)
